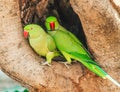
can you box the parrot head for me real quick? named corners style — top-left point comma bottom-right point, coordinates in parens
top-left (45, 16), bottom-right (59, 31)
top-left (23, 24), bottom-right (43, 38)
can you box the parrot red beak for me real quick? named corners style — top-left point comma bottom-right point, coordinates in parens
top-left (50, 22), bottom-right (55, 30)
top-left (23, 31), bottom-right (29, 38)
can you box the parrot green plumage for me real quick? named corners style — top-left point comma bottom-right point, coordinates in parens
top-left (23, 24), bottom-right (60, 64)
top-left (45, 16), bottom-right (91, 57)
top-left (45, 16), bottom-right (120, 87)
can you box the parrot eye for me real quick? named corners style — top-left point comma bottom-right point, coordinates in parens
top-left (50, 22), bottom-right (55, 30)
top-left (30, 27), bottom-right (33, 30)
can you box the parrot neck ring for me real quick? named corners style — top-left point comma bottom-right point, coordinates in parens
top-left (23, 31), bottom-right (29, 38)
top-left (50, 22), bottom-right (55, 31)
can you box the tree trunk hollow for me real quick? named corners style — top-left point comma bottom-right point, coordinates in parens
top-left (0, 0), bottom-right (120, 92)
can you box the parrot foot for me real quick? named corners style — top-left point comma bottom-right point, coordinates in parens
top-left (59, 62), bottom-right (71, 69)
top-left (41, 61), bottom-right (51, 66)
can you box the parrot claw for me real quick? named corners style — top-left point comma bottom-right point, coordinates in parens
top-left (41, 61), bottom-right (51, 66)
top-left (59, 62), bottom-right (71, 69)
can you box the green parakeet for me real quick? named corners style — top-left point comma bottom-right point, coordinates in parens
top-left (23, 24), bottom-right (60, 64)
top-left (45, 16), bottom-right (91, 57)
top-left (45, 16), bottom-right (120, 87)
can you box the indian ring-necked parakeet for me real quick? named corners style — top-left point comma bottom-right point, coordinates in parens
top-left (45, 16), bottom-right (92, 57)
top-left (23, 24), bottom-right (60, 65)
top-left (45, 16), bottom-right (120, 87)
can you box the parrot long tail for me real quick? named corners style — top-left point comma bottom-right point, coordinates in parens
top-left (106, 75), bottom-right (120, 87)
top-left (69, 52), bottom-right (120, 87)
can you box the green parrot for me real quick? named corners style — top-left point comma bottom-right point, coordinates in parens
top-left (23, 24), bottom-right (60, 65)
top-left (45, 16), bottom-right (120, 87)
top-left (45, 16), bottom-right (91, 57)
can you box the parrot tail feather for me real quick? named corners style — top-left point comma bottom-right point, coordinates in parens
top-left (106, 75), bottom-right (120, 87)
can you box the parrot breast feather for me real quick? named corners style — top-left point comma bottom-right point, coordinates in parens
top-left (46, 35), bottom-right (56, 51)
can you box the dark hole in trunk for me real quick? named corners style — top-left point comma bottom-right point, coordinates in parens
top-left (20, 0), bottom-right (88, 48)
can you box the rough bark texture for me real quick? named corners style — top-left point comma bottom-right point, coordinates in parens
top-left (0, 0), bottom-right (120, 92)
top-left (70, 0), bottom-right (120, 91)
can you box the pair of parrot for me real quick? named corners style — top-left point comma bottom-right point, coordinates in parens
top-left (23, 16), bottom-right (120, 87)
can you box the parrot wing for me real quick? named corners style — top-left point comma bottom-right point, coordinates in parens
top-left (67, 31), bottom-right (92, 57)
top-left (59, 26), bottom-right (92, 57)
top-left (68, 52), bottom-right (99, 66)
top-left (50, 30), bottom-right (90, 57)
top-left (60, 26), bottom-right (83, 45)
